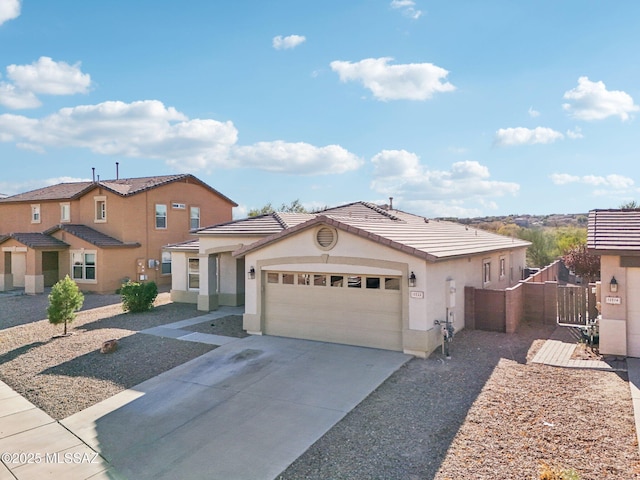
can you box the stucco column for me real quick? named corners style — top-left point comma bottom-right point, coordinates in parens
top-left (0, 251), bottom-right (13, 292)
top-left (25, 249), bottom-right (44, 295)
top-left (197, 253), bottom-right (219, 311)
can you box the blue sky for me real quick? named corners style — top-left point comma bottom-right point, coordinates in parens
top-left (1, 1), bottom-right (639, 218)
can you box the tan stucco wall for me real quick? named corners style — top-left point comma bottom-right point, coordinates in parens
top-left (599, 255), bottom-right (628, 356)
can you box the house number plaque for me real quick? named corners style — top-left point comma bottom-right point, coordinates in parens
top-left (410, 291), bottom-right (424, 299)
top-left (605, 296), bottom-right (621, 305)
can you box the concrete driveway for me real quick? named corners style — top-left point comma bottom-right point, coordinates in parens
top-left (62, 335), bottom-right (410, 480)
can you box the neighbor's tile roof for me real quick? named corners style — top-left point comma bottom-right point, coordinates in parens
top-left (196, 212), bottom-right (315, 236)
top-left (45, 224), bottom-right (141, 249)
top-left (588, 209), bottom-right (640, 253)
top-left (197, 202), bottom-right (530, 262)
top-left (164, 239), bottom-right (200, 251)
top-left (0, 174), bottom-right (237, 206)
top-left (0, 233), bottom-right (69, 249)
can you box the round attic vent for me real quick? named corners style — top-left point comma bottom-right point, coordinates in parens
top-left (315, 227), bottom-right (337, 250)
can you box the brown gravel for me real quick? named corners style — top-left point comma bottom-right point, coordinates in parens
top-left (279, 321), bottom-right (640, 480)
top-left (0, 292), bottom-right (215, 420)
top-left (182, 314), bottom-right (249, 338)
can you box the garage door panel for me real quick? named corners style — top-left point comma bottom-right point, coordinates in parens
top-left (264, 274), bottom-right (402, 351)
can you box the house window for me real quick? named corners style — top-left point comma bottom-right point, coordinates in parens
top-left (31, 204), bottom-right (41, 223)
top-left (187, 258), bottom-right (199, 290)
top-left (500, 257), bottom-right (506, 278)
top-left (94, 197), bottom-right (106, 222)
top-left (72, 251), bottom-right (96, 282)
top-left (483, 260), bottom-right (491, 284)
top-left (190, 206), bottom-right (200, 230)
top-left (161, 251), bottom-right (172, 275)
top-left (156, 204), bottom-right (167, 229)
top-left (60, 203), bottom-right (70, 222)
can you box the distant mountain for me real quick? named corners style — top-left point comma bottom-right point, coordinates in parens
top-left (440, 213), bottom-right (589, 229)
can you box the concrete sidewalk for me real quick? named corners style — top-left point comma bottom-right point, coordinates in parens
top-left (61, 335), bottom-right (410, 480)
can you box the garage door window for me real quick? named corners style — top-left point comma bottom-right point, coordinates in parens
top-left (314, 274), bottom-right (327, 286)
top-left (282, 273), bottom-right (294, 285)
top-left (348, 276), bottom-right (361, 288)
top-left (385, 278), bottom-right (400, 290)
top-left (298, 273), bottom-right (311, 285)
top-left (267, 272), bottom-right (279, 283)
top-left (331, 275), bottom-right (343, 287)
top-left (366, 277), bottom-right (381, 289)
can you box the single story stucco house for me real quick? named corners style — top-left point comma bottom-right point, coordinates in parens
top-left (167, 202), bottom-right (530, 357)
top-left (588, 209), bottom-right (640, 357)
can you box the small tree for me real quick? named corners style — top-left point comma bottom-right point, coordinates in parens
top-left (47, 275), bottom-right (84, 336)
top-left (121, 281), bottom-right (158, 313)
top-left (562, 244), bottom-right (600, 283)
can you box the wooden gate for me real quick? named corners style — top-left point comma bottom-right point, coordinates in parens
top-left (557, 285), bottom-right (596, 326)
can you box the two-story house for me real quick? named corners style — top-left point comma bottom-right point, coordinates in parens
top-left (0, 174), bottom-right (236, 294)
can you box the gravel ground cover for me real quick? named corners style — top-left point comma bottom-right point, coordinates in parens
top-left (182, 314), bottom-right (249, 338)
top-left (279, 321), bottom-right (640, 480)
top-left (0, 292), bottom-right (214, 420)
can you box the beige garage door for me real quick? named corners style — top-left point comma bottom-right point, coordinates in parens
top-left (264, 272), bottom-right (402, 351)
top-left (627, 268), bottom-right (640, 358)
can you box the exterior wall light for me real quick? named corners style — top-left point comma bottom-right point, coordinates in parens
top-left (248, 266), bottom-right (256, 280)
top-left (409, 271), bottom-right (417, 287)
top-left (610, 276), bottom-right (618, 293)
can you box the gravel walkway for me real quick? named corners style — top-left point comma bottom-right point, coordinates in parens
top-left (279, 321), bottom-right (640, 480)
top-left (0, 292), bottom-right (217, 420)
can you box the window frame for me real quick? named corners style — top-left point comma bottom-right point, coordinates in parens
top-left (161, 251), bottom-right (172, 275)
top-left (31, 204), bottom-right (41, 224)
top-left (187, 257), bottom-right (199, 291)
top-left (155, 204), bottom-right (168, 229)
top-left (94, 196), bottom-right (107, 223)
top-left (71, 250), bottom-right (97, 284)
top-left (60, 202), bottom-right (71, 223)
top-left (190, 206), bottom-right (200, 230)
top-left (483, 259), bottom-right (491, 285)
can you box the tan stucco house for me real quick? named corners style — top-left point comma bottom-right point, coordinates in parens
top-left (0, 174), bottom-right (236, 294)
top-left (588, 209), bottom-right (640, 357)
top-left (167, 202), bottom-right (529, 357)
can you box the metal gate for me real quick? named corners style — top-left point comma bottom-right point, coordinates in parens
top-left (557, 285), bottom-right (596, 326)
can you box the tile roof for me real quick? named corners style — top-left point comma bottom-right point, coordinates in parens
top-left (0, 233), bottom-right (69, 249)
top-left (588, 209), bottom-right (640, 253)
top-left (164, 239), bottom-right (200, 251)
top-left (195, 201), bottom-right (529, 262)
top-left (45, 224), bottom-right (141, 249)
top-left (0, 174), bottom-right (237, 206)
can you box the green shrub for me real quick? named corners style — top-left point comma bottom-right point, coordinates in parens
top-left (47, 275), bottom-right (84, 336)
top-left (120, 281), bottom-right (158, 313)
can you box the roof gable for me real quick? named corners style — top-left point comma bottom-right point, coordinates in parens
top-left (45, 224), bottom-right (141, 249)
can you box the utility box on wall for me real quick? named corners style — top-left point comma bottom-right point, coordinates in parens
top-left (446, 279), bottom-right (456, 308)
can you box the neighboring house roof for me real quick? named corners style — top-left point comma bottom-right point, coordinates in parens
top-left (0, 233), bottom-right (69, 249)
top-left (45, 224), bottom-right (141, 249)
top-left (164, 239), bottom-right (200, 252)
top-left (196, 212), bottom-right (315, 236)
top-left (588, 209), bottom-right (640, 255)
top-left (193, 201), bottom-right (529, 262)
top-left (0, 174), bottom-right (237, 206)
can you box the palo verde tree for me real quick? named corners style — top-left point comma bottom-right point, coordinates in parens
top-left (47, 275), bottom-right (85, 336)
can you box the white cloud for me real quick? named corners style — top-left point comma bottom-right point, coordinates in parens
top-left (0, 0), bottom-right (20, 26)
top-left (370, 150), bottom-right (519, 216)
top-left (566, 126), bottom-right (583, 140)
top-left (528, 106), bottom-right (540, 118)
top-left (330, 57), bottom-right (455, 101)
top-left (0, 100), bottom-right (362, 175)
top-left (231, 141), bottom-right (363, 175)
top-left (550, 172), bottom-right (634, 190)
top-left (0, 57), bottom-right (92, 109)
top-left (7, 56), bottom-right (91, 95)
top-left (494, 127), bottom-right (564, 147)
top-left (272, 35), bottom-right (306, 50)
top-left (0, 176), bottom-right (90, 196)
top-left (0, 82), bottom-right (41, 109)
top-left (390, 0), bottom-right (423, 19)
top-left (562, 76), bottom-right (639, 121)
